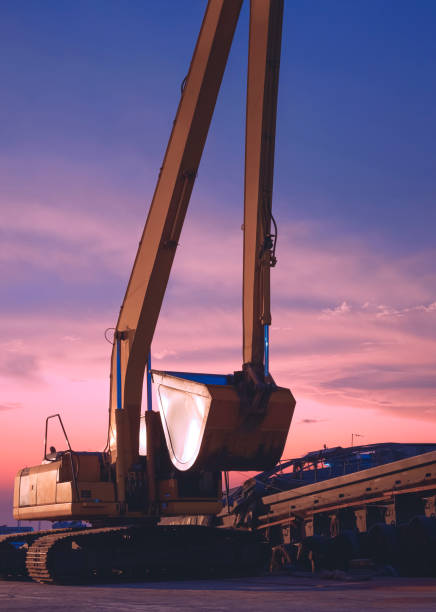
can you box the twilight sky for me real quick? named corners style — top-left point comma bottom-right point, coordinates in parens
top-left (1, 0), bottom-right (436, 524)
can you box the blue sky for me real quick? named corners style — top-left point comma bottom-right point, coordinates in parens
top-left (2, 0), bottom-right (435, 250)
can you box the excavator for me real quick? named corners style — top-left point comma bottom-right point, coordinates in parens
top-left (2, 0), bottom-right (295, 582)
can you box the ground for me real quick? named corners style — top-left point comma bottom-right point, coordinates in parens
top-left (1, 575), bottom-right (436, 611)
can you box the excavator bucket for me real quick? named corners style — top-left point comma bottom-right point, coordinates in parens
top-left (152, 370), bottom-right (295, 472)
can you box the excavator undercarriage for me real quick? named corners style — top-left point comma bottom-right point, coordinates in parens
top-left (1, 524), bottom-right (268, 583)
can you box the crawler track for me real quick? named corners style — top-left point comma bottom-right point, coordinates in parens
top-left (0, 528), bottom-right (76, 579)
top-left (26, 526), bottom-right (129, 583)
top-left (23, 525), bottom-right (266, 584)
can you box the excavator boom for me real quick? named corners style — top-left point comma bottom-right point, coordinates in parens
top-left (13, 0), bottom-right (295, 534)
top-left (109, 0), bottom-right (243, 473)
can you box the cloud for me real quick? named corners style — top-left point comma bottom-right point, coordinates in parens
top-left (153, 349), bottom-right (177, 360)
top-left (0, 351), bottom-right (41, 381)
top-left (299, 418), bottom-right (327, 424)
top-left (374, 301), bottom-right (436, 319)
top-left (320, 301), bottom-right (351, 318)
top-left (0, 403), bottom-right (21, 411)
top-left (323, 372), bottom-right (436, 391)
top-left (0, 209), bottom-right (435, 472)
top-left (0, 201), bottom-right (137, 280)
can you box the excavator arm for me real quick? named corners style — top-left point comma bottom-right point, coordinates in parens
top-left (109, 0), bottom-right (243, 471)
top-left (109, 0), bottom-right (294, 497)
top-left (243, 0), bottom-right (283, 369)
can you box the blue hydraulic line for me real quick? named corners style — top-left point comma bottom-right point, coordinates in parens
top-left (116, 337), bottom-right (122, 410)
top-left (264, 324), bottom-right (269, 377)
top-left (147, 351), bottom-right (152, 411)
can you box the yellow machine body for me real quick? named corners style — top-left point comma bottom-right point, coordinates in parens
top-left (12, 0), bottom-right (294, 526)
top-left (13, 447), bottom-right (222, 521)
top-left (13, 454), bottom-right (117, 522)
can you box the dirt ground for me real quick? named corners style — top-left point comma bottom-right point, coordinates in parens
top-left (1, 575), bottom-right (436, 611)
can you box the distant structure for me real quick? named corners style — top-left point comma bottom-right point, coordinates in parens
top-left (0, 525), bottom-right (33, 535)
top-left (52, 521), bottom-right (87, 529)
top-left (228, 442), bottom-right (436, 504)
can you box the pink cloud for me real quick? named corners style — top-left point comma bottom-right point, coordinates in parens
top-left (0, 201), bottom-right (138, 279)
top-left (1, 210), bottom-right (435, 516)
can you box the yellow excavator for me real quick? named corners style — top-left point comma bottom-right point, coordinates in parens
top-left (4, 0), bottom-right (295, 582)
